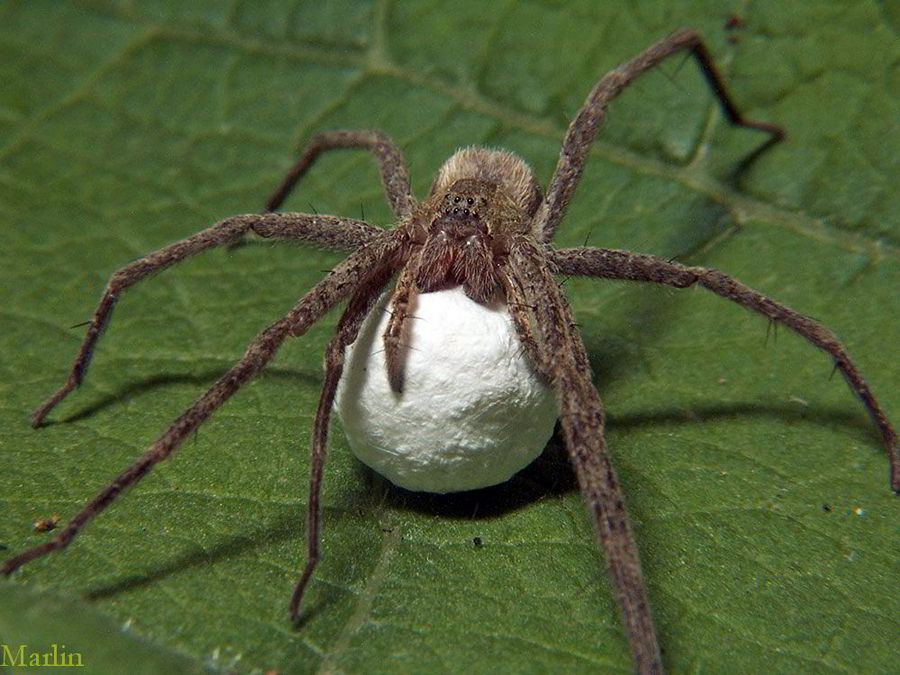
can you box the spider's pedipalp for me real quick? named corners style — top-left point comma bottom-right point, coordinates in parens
top-left (383, 259), bottom-right (420, 393)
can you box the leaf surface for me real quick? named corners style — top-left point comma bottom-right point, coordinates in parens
top-left (1, 1), bottom-right (898, 673)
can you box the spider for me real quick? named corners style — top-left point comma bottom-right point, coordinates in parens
top-left (3, 29), bottom-right (898, 674)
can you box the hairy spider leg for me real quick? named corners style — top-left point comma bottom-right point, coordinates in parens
top-left (266, 129), bottom-right (414, 219)
top-left (3, 233), bottom-right (405, 577)
top-left (506, 238), bottom-right (662, 673)
top-left (291, 257), bottom-right (403, 618)
top-left (549, 247), bottom-right (900, 493)
top-left (537, 27), bottom-right (784, 243)
top-left (29, 213), bottom-right (382, 428)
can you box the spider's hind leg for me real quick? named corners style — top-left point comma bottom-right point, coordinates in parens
top-left (548, 246), bottom-right (900, 493)
top-left (291, 260), bottom-right (399, 618)
top-left (7, 232), bottom-right (405, 578)
top-left (266, 130), bottom-right (414, 220)
top-left (537, 27), bottom-right (784, 243)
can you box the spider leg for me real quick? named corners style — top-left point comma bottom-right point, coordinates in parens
top-left (290, 260), bottom-right (400, 619)
top-left (31, 213), bottom-right (381, 427)
top-left (536, 28), bottom-right (784, 243)
top-left (266, 130), bottom-right (415, 220)
top-left (548, 247), bottom-right (900, 493)
top-left (382, 257), bottom-right (421, 393)
top-left (3, 233), bottom-right (406, 577)
top-left (505, 238), bottom-right (662, 675)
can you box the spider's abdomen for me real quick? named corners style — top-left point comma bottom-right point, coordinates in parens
top-left (335, 287), bottom-right (557, 493)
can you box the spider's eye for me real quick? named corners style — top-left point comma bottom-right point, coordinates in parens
top-left (466, 197), bottom-right (474, 206)
top-left (453, 196), bottom-right (460, 203)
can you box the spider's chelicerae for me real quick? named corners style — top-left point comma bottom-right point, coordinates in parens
top-left (4, 29), bottom-right (898, 674)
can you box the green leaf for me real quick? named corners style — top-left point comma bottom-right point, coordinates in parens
top-left (0, 583), bottom-right (210, 674)
top-left (1, 1), bottom-right (898, 673)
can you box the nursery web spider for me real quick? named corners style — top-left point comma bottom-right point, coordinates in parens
top-left (4, 28), bottom-right (898, 674)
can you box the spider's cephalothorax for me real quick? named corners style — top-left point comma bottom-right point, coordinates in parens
top-left (412, 148), bottom-right (542, 304)
top-left (5, 29), bottom-right (897, 675)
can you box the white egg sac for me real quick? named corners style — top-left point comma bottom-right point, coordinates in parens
top-left (336, 286), bottom-right (558, 493)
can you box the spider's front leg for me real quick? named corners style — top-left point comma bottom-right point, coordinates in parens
top-left (505, 239), bottom-right (663, 675)
top-left (549, 247), bottom-right (900, 493)
top-left (3, 232), bottom-right (405, 578)
top-left (30, 213), bottom-right (381, 427)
